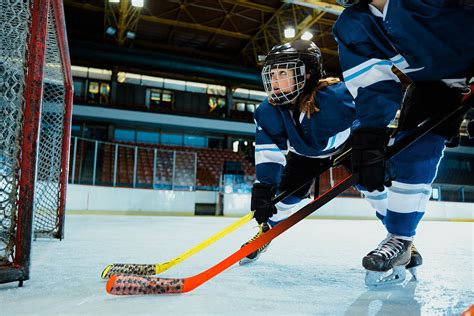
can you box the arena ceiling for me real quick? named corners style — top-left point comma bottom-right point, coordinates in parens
top-left (64, 0), bottom-right (344, 81)
top-left (64, 0), bottom-right (473, 144)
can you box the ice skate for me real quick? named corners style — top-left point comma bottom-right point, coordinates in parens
top-left (239, 222), bottom-right (271, 265)
top-left (406, 244), bottom-right (423, 280)
top-left (362, 234), bottom-right (412, 287)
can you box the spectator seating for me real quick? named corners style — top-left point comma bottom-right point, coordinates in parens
top-left (70, 138), bottom-right (359, 196)
top-left (97, 142), bottom-right (255, 189)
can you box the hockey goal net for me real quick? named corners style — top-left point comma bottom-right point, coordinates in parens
top-left (0, 0), bottom-right (72, 285)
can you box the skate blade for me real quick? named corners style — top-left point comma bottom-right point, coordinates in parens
top-left (365, 266), bottom-right (407, 288)
top-left (407, 267), bottom-right (418, 281)
top-left (238, 244), bottom-right (270, 266)
top-left (239, 253), bottom-right (261, 265)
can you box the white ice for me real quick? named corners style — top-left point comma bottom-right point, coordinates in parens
top-left (0, 215), bottom-right (473, 315)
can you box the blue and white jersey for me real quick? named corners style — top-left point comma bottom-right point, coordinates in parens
top-left (333, 0), bottom-right (474, 128)
top-left (254, 81), bottom-right (356, 186)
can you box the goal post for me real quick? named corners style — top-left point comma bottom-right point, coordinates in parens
top-left (0, 0), bottom-right (73, 285)
top-left (33, 0), bottom-right (73, 240)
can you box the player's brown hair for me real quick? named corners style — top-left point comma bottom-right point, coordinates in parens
top-left (297, 77), bottom-right (341, 117)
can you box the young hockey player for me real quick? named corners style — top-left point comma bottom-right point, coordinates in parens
top-left (244, 40), bottom-right (424, 278)
top-left (240, 40), bottom-right (356, 264)
top-left (333, 0), bottom-right (473, 286)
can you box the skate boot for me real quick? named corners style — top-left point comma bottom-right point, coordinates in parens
top-left (362, 234), bottom-right (412, 287)
top-left (239, 222), bottom-right (271, 265)
top-left (406, 244), bottom-right (423, 280)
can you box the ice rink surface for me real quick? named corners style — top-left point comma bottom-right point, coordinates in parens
top-left (0, 214), bottom-right (472, 315)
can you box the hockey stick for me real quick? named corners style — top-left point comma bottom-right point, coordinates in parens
top-left (106, 95), bottom-right (473, 295)
top-left (106, 174), bottom-right (358, 295)
top-left (101, 175), bottom-right (315, 279)
top-left (101, 212), bottom-right (253, 278)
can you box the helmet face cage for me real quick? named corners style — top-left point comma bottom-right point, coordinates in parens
top-left (261, 60), bottom-right (306, 105)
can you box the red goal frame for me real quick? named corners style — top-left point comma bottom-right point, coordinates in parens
top-left (0, 0), bottom-right (72, 286)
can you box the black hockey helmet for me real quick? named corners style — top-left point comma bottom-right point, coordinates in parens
top-left (261, 40), bottom-right (324, 105)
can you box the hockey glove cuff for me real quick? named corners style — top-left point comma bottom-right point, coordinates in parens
top-left (351, 127), bottom-right (392, 192)
top-left (251, 183), bottom-right (278, 224)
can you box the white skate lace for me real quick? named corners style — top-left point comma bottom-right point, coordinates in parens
top-left (371, 235), bottom-right (405, 259)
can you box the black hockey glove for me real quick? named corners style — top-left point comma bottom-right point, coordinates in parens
top-left (279, 152), bottom-right (326, 198)
top-left (251, 183), bottom-right (278, 224)
top-left (351, 127), bottom-right (393, 192)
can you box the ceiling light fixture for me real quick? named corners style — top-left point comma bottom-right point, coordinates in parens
top-left (301, 31), bottom-right (313, 41)
top-left (284, 27), bottom-right (295, 39)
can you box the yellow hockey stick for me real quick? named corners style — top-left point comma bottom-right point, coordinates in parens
top-left (101, 212), bottom-right (253, 279)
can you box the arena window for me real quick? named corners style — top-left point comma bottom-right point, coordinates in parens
top-left (86, 81), bottom-right (110, 105)
top-left (184, 135), bottom-right (207, 147)
top-left (209, 96), bottom-right (226, 112)
top-left (73, 78), bottom-right (86, 102)
top-left (208, 137), bottom-right (225, 149)
top-left (235, 102), bottom-right (246, 112)
top-left (246, 103), bottom-right (256, 113)
top-left (146, 88), bottom-right (161, 106)
top-left (99, 82), bottom-right (110, 104)
top-left (87, 81), bottom-right (99, 103)
top-left (137, 131), bottom-right (160, 144)
top-left (146, 88), bottom-right (173, 108)
top-left (161, 133), bottom-right (183, 145)
top-left (114, 129), bottom-right (136, 142)
top-left (162, 91), bottom-right (173, 105)
top-left (234, 100), bottom-right (257, 113)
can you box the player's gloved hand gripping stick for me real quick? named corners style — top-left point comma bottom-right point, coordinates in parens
top-left (106, 94), bottom-right (473, 295)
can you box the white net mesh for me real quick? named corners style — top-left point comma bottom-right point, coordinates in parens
top-left (33, 4), bottom-right (67, 238)
top-left (0, 0), bottom-right (31, 265)
top-left (1, 0), bottom-right (71, 273)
